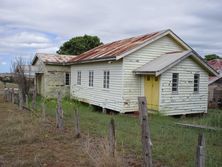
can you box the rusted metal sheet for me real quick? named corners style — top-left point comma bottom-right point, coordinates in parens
top-left (208, 59), bottom-right (222, 84)
top-left (208, 59), bottom-right (222, 73)
top-left (34, 53), bottom-right (76, 65)
top-left (69, 31), bottom-right (163, 63)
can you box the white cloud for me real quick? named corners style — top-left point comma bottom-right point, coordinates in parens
top-left (0, 0), bottom-right (221, 72)
top-left (0, 61), bottom-right (7, 65)
top-left (36, 46), bottom-right (59, 53)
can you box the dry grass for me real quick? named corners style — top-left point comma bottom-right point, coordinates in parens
top-left (0, 100), bottom-right (92, 166)
top-left (0, 81), bottom-right (18, 89)
top-left (83, 135), bottom-right (125, 167)
top-left (0, 95), bottom-right (130, 167)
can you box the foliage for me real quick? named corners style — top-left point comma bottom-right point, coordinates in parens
top-left (57, 35), bottom-right (102, 55)
top-left (204, 54), bottom-right (221, 61)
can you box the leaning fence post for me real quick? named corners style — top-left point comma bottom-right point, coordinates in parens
top-left (9, 88), bottom-right (12, 102)
top-left (42, 102), bottom-right (46, 122)
top-left (7, 88), bottom-right (10, 102)
top-left (56, 91), bottom-right (63, 130)
top-left (12, 88), bottom-right (15, 104)
top-left (25, 94), bottom-right (29, 108)
top-left (196, 133), bottom-right (205, 167)
top-left (74, 109), bottom-right (80, 138)
top-left (19, 90), bottom-right (23, 110)
top-left (108, 118), bottom-right (116, 157)
top-left (32, 90), bottom-right (36, 110)
top-left (4, 88), bottom-right (7, 102)
top-left (138, 96), bottom-right (152, 167)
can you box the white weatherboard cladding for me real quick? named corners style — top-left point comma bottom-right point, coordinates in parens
top-left (122, 35), bottom-right (187, 112)
top-left (71, 61), bottom-right (123, 112)
top-left (159, 57), bottom-right (208, 115)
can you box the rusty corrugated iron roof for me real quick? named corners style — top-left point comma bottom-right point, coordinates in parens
top-left (33, 53), bottom-right (77, 65)
top-left (69, 30), bottom-right (167, 63)
top-left (208, 59), bottom-right (222, 84)
top-left (208, 59), bottom-right (222, 73)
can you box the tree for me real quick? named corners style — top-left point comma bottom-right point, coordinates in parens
top-left (204, 54), bottom-right (221, 61)
top-left (11, 57), bottom-right (33, 101)
top-left (57, 35), bottom-right (102, 55)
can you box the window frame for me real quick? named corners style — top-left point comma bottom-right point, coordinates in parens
top-left (172, 73), bottom-right (179, 94)
top-left (65, 72), bottom-right (70, 86)
top-left (103, 70), bottom-right (110, 89)
top-left (193, 73), bottom-right (200, 93)
top-left (89, 70), bottom-right (94, 87)
top-left (77, 71), bottom-right (81, 85)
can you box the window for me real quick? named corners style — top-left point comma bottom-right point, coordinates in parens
top-left (172, 73), bottom-right (179, 93)
top-left (65, 73), bottom-right (70, 85)
top-left (194, 74), bottom-right (200, 93)
top-left (77, 71), bottom-right (81, 85)
top-left (89, 70), bottom-right (94, 87)
top-left (103, 70), bottom-right (110, 88)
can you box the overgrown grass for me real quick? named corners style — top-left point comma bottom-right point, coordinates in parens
top-left (34, 96), bottom-right (222, 167)
top-left (180, 109), bottom-right (222, 128)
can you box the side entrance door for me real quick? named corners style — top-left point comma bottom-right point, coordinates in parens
top-left (144, 75), bottom-right (160, 111)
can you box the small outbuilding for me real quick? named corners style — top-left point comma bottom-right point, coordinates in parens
top-left (68, 29), bottom-right (218, 115)
top-left (208, 59), bottom-right (222, 108)
top-left (32, 53), bottom-right (76, 98)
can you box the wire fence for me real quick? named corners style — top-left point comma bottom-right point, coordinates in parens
top-left (3, 88), bottom-right (222, 167)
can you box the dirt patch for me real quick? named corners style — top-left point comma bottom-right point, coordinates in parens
top-left (0, 95), bottom-right (93, 167)
top-left (0, 94), bottom-right (139, 167)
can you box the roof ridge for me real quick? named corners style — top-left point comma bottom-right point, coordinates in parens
top-left (69, 29), bottom-right (170, 63)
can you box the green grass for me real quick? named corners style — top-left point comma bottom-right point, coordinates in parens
top-left (33, 96), bottom-right (222, 167)
top-left (179, 109), bottom-right (222, 128)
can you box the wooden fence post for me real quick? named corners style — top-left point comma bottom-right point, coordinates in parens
top-left (74, 109), bottom-right (80, 138)
top-left (56, 91), bottom-right (63, 130)
top-left (4, 89), bottom-right (7, 102)
top-left (42, 102), bottom-right (46, 122)
top-left (9, 89), bottom-right (12, 102)
top-left (32, 89), bottom-right (36, 110)
top-left (108, 118), bottom-right (116, 157)
top-left (19, 90), bottom-right (23, 110)
top-left (138, 96), bottom-right (152, 167)
top-left (196, 133), bottom-right (205, 167)
top-left (7, 88), bottom-right (10, 102)
top-left (11, 88), bottom-right (15, 104)
top-left (25, 94), bottom-right (29, 108)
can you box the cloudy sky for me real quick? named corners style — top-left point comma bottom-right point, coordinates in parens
top-left (0, 0), bottom-right (221, 72)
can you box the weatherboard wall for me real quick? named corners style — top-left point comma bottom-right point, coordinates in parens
top-left (70, 60), bottom-right (123, 112)
top-left (159, 57), bottom-right (208, 115)
top-left (122, 35), bottom-right (187, 112)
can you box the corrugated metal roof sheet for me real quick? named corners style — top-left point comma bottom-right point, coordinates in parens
top-left (208, 59), bottom-right (222, 73)
top-left (208, 59), bottom-right (222, 84)
top-left (35, 53), bottom-right (77, 64)
top-left (69, 30), bottom-right (166, 63)
top-left (209, 75), bottom-right (222, 85)
top-left (134, 51), bottom-right (191, 75)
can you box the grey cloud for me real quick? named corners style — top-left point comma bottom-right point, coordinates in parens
top-left (0, 0), bottom-right (221, 69)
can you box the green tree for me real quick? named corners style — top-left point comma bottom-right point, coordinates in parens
top-left (204, 54), bottom-right (221, 61)
top-left (57, 35), bottom-right (102, 55)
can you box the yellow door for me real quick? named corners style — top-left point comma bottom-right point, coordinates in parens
top-left (144, 75), bottom-right (160, 111)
